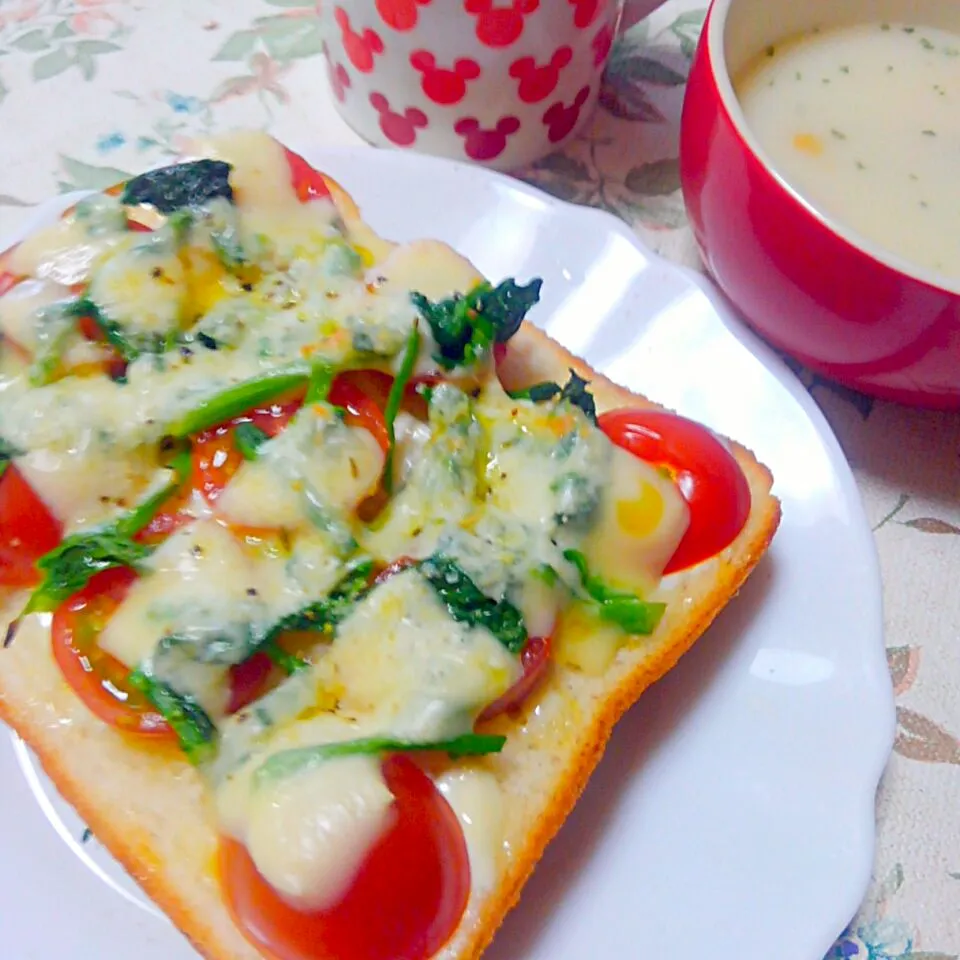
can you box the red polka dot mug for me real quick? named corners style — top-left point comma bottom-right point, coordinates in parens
top-left (322, 0), bottom-right (667, 169)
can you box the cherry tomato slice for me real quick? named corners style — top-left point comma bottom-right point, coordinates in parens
top-left (228, 652), bottom-right (274, 715)
top-left (0, 467), bottom-right (63, 587)
top-left (283, 146), bottom-right (333, 204)
top-left (53, 569), bottom-right (275, 735)
top-left (220, 754), bottom-right (470, 960)
top-left (478, 634), bottom-right (552, 722)
top-left (51, 567), bottom-right (175, 738)
top-left (598, 408), bottom-right (751, 575)
top-left (329, 375), bottom-right (390, 456)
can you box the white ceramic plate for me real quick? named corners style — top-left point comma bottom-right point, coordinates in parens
top-left (0, 148), bottom-right (894, 960)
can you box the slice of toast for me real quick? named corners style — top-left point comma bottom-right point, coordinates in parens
top-left (0, 159), bottom-right (780, 960)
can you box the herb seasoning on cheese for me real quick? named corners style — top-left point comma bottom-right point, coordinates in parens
top-left (736, 23), bottom-right (960, 279)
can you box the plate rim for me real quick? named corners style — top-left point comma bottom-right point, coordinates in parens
top-left (0, 147), bottom-right (895, 959)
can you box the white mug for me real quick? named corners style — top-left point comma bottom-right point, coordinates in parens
top-left (321, 0), bottom-right (669, 170)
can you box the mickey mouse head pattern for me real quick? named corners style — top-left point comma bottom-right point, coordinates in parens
top-left (464, 0), bottom-right (540, 48)
top-left (332, 0), bottom-right (617, 167)
top-left (411, 51), bottom-right (481, 105)
top-left (509, 47), bottom-right (572, 104)
top-left (335, 7), bottom-right (384, 73)
top-left (455, 116), bottom-right (521, 161)
top-left (567, 0), bottom-right (601, 29)
top-left (543, 84), bottom-right (591, 142)
top-left (375, 0), bottom-right (432, 31)
top-left (370, 93), bottom-right (429, 146)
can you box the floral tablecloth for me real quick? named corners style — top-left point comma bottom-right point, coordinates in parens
top-left (1, 1), bottom-right (958, 957)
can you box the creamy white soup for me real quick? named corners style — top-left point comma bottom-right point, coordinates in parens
top-left (736, 23), bottom-right (960, 280)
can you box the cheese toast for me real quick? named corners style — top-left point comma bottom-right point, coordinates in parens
top-left (0, 131), bottom-right (780, 960)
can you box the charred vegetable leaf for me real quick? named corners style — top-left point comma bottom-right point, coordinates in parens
top-left (255, 733), bottom-right (507, 784)
top-left (419, 554), bottom-right (527, 654)
top-left (509, 369), bottom-right (597, 424)
top-left (121, 159), bottom-right (234, 214)
top-left (234, 422), bottom-right (269, 461)
top-left (563, 549), bottom-right (666, 635)
top-left (127, 669), bottom-right (217, 765)
top-left (413, 277), bottom-right (542, 369)
top-left (264, 561), bottom-right (374, 644)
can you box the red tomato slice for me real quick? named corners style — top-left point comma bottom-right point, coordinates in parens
top-left (329, 375), bottom-right (390, 456)
top-left (228, 652), bottom-right (274, 715)
top-left (283, 146), bottom-right (333, 204)
top-left (51, 567), bottom-right (175, 738)
top-left (478, 634), bottom-right (552, 722)
top-left (0, 467), bottom-right (63, 587)
top-left (151, 375), bottom-right (390, 534)
top-left (598, 408), bottom-right (751, 575)
top-left (53, 569), bottom-right (275, 735)
top-left (220, 754), bottom-right (470, 960)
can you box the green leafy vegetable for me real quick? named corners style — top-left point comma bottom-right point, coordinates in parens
top-left (22, 531), bottom-right (151, 617)
top-left (127, 668), bottom-right (217, 765)
top-left (563, 549), bottom-right (666, 635)
top-left (509, 369), bottom-right (598, 424)
top-left (166, 365), bottom-right (311, 438)
top-left (254, 733), bottom-right (507, 784)
top-left (262, 642), bottom-right (309, 676)
top-left (418, 554), bottom-right (527, 654)
top-left (413, 277), bottom-right (542, 369)
top-left (383, 324), bottom-right (420, 493)
top-left (66, 297), bottom-right (176, 365)
top-left (304, 362), bottom-right (335, 406)
top-left (234, 422), bottom-right (270, 461)
top-left (21, 451), bottom-right (191, 615)
top-left (28, 304), bottom-right (77, 387)
top-left (263, 561), bottom-right (373, 645)
top-left (121, 159), bottom-right (234, 214)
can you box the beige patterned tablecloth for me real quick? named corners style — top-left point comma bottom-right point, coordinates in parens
top-left (0, 1), bottom-right (958, 956)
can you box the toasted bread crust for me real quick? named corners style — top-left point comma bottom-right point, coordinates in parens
top-left (0, 232), bottom-right (779, 960)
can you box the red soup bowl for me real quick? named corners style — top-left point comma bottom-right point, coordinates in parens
top-left (679, 0), bottom-right (960, 409)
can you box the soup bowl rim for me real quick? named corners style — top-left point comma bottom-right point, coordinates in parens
top-left (705, 0), bottom-right (960, 298)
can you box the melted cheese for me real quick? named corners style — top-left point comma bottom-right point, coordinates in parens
top-left (329, 569), bottom-right (521, 740)
top-left (6, 194), bottom-right (127, 286)
top-left (583, 445), bottom-right (689, 595)
top-left (435, 767), bottom-right (504, 894)
top-left (88, 232), bottom-right (187, 336)
top-left (16, 446), bottom-right (166, 532)
top-left (98, 522), bottom-right (261, 668)
top-left (376, 240), bottom-right (483, 301)
top-left (217, 409), bottom-right (384, 532)
top-left (215, 711), bottom-right (394, 911)
top-left (0, 278), bottom-right (72, 351)
top-left (245, 755), bottom-right (395, 911)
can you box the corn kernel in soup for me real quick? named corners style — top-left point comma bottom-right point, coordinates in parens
top-left (736, 23), bottom-right (960, 280)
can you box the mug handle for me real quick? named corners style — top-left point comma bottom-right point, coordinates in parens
top-left (620, 0), bottom-right (671, 32)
